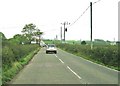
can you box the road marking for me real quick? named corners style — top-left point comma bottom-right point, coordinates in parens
top-left (55, 55), bottom-right (64, 64)
top-left (55, 54), bottom-right (82, 81)
top-left (79, 57), bottom-right (119, 72)
top-left (58, 58), bottom-right (64, 64)
top-left (55, 54), bottom-right (58, 57)
top-left (67, 66), bottom-right (82, 80)
top-left (58, 49), bottom-right (118, 72)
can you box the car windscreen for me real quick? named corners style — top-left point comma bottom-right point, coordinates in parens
top-left (48, 45), bottom-right (55, 47)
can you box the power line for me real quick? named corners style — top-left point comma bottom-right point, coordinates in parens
top-left (67, 5), bottom-right (90, 28)
top-left (67, 0), bottom-right (101, 28)
top-left (42, 0), bottom-right (102, 36)
top-left (40, 0), bottom-right (102, 34)
top-left (93, 0), bottom-right (101, 5)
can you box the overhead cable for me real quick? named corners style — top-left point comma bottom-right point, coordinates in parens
top-left (67, 0), bottom-right (101, 28)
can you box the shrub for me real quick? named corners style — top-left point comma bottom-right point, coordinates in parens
top-left (81, 41), bottom-right (86, 45)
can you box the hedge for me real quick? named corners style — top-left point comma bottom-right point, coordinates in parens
top-left (56, 43), bottom-right (119, 71)
top-left (2, 40), bottom-right (40, 84)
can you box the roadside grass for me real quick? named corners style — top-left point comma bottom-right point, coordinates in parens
top-left (2, 47), bottom-right (40, 85)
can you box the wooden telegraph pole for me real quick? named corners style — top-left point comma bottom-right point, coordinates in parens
top-left (90, 2), bottom-right (93, 50)
top-left (61, 27), bottom-right (62, 42)
top-left (61, 22), bottom-right (70, 42)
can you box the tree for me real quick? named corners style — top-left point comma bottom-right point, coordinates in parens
top-left (34, 29), bottom-right (43, 45)
top-left (21, 23), bottom-right (37, 44)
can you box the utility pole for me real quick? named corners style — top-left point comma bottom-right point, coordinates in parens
top-left (60, 27), bottom-right (62, 42)
top-left (90, 2), bottom-right (93, 50)
top-left (61, 22), bottom-right (70, 41)
top-left (63, 22), bottom-right (66, 41)
top-left (56, 35), bottom-right (58, 40)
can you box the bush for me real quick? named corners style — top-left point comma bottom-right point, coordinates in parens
top-left (81, 41), bottom-right (86, 45)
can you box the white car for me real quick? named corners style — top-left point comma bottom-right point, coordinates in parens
top-left (46, 44), bottom-right (57, 54)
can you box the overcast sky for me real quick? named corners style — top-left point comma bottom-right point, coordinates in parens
top-left (0, 0), bottom-right (119, 41)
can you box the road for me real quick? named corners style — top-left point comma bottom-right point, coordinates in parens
top-left (10, 48), bottom-right (118, 84)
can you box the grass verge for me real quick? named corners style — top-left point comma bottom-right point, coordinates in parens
top-left (2, 47), bottom-right (40, 85)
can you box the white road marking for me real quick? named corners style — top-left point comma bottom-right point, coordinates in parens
top-left (55, 54), bottom-right (82, 80)
top-left (55, 54), bottom-right (64, 64)
top-left (79, 57), bottom-right (119, 72)
top-left (58, 59), bottom-right (64, 64)
top-left (58, 49), bottom-right (118, 72)
top-left (67, 66), bottom-right (82, 80)
top-left (55, 54), bottom-right (57, 57)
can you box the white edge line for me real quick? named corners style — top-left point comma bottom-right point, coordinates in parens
top-left (58, 48), bottom-right (118, 72)
top-left (80, 57), bottom-right (119, 72)
top-left (67, 66), bottom-right (82, 80)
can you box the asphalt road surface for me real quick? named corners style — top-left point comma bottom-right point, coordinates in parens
top-left (10, 48), bottom-right (118, 84)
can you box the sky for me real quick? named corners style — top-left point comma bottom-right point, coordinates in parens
top-left (0, 0), bottom-right (119, 41)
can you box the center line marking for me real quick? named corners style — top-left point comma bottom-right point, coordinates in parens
top-left (55, 54), bottom-right (82, 80)
top-left (55, 55), bottom-right (64, 64)
top-left (55, 54), bottom-right (57, 57)
top-left (67, 66), bottom-right (82, 80)
top-left (59, 59), bottom-right (64, 64)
